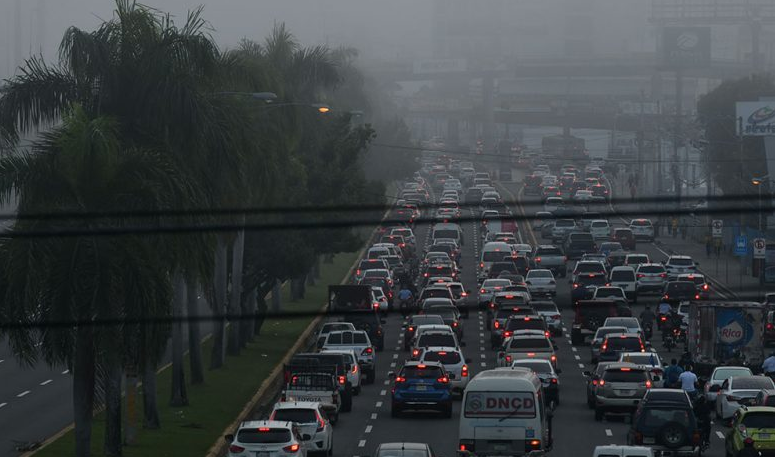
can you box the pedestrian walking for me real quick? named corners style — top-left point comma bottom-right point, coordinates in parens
top-left (672, 217), bottom-right (678, 238)
top-left (715, 238), bottom-right (722, 257)
top-left (629, 183), bottom-right (637, 202)
top-left (680, 219), bottom-right (688, 239)
top-left (654, 217), bottom-right (661, 238)
top-left (705, 234), bottom-right (713, 257)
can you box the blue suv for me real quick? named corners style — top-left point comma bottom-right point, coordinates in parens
top-left (390, 361), bottom-right (452, 418)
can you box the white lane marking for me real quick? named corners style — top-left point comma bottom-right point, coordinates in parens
top-left (481, 362), bottom-right (487, 367)
top-left (17, 390), bottom-right (30, 397)
top-left (390, 362), bottom-right (396, 368)
top-left (384, 380), bottom-right (390, 385)
top-left (380, 390), bottom-right (387, 396)
top-left (365, 425), bottom-right (373, 433)
top-left (376, 401), bottom-right (383, 407)
top-left (578, 363), bottom-right (585, 368)
top-left (40, 379), bottom-right (52, 386)
top-left (359, 440), bottom-right (367, 447)
top-left (0, 402), bottom-right (6, 408)
top-left (479, 332), bottom-right (484, 337)
top-left (574, 355), bottom-right (581, 360)
top-left (716, 431), bottom-right (725, 439)
top-left (605, 429), bottom-right (613, 436)
top-left (371, 413), bottom-right (377, 420)
top-left (571, 347), bottom-right (577, 352)
top-left (480, 354), bottom-right (486, 358)
top-left (392, 354), bottom-right (398, 359)
top-left (395, 346), bottom-right (400, 351)
top-left (62, 369), bottom-right (69, 375)
top-left (480, 346), bottom-right (485, 351)
top-left (480, 339), bottom-right (485, 345)
top-left (567, 340), bottom-right (572, 345)
top-left (0, 359), bottom-right (4, 363)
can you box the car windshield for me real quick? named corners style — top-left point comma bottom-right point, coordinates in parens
top-left (610, 270), bottom-right (635, 281)
top-left (418, 334), bottom-right (456, 347)
top-left (483, 279), bottom-right (511, 288)
top-left (505, 318), bottom-right (545, 331)
top-left (528, 270), bottom-right (553, 278)
top-left (732, 377), bottom-right (775, 390)
top-left (532, 303), bottom-right (558, 313)
top-left (639, 265), bottom-right (665, 273)
top-left (272, 409), bottom-right (317, 424)
top-left (605, 338), bottom-right (642, 351)
top-left (423, 289), bottom-right (451, 299)
top-left (576, 263), bottom-right (603, 273)
top-left (577, 275), bottom-right (607, 286)
top-left (422, 351), bottom-right (462, 364)
top-left (743, 413), bottom-right (775, 428)
top-left (713, 368), bottom-right (752, 380)
top-left (597, 289), bottom-right (624, 298)
top-left (402, 366), bottom-right (444, 378)
top-left (594, 327), bottom-right (627, 339)
top-left (621, 354), bottom-right (659, 365)
top-left (600, 243), bottom-right (622, 250)
top-left (411, 316), bottom-right (444, 326)
top-left (603, 369), bottom-right (646, 382)
top-left (508, 338), bottom-right (551, 349)
top-left (513, 361), bottom-right (553, 374)
top-left (667, 283), bottom-right (696, 294)
top-left (376, 450), bottom-right (429, 457)
top-left (237, 429), bottom-right (292, 444)
top-left (670, 258), bottom-right (694, 266)
top-left (483, 251), bottom-right (509, 262)
top-left (639, 408), bottom-right (692, 429)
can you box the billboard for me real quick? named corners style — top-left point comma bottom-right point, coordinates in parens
top-left (737, 101), bottom-right (775, 136)
top-left (660, 27), bottom-right (711, 68)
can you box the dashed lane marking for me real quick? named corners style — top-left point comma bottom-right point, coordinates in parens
top-left (40, 379), bottom-right (52, 386)
top-left (359, 440), bottom-right (367, 448)
top-left (480, 346), bottom-right (485, 351)
top-left (395, 346), bottom-right (400, 351)
top-left (481, 362), bottom-right (487, 367)
top-left (365, 425), bottom-right (373, 433)
top-left (17, 390), bottom-right (30, 397)
top-left (571, 347), bottom-right (577, 352)
top-left (605, 429), bottom-right (613, 437)
top-left (479, 332), bottom-right (485, 337)
top-left (380, 390), bottom-right (387, 396)
top-left (480, 354), bottom-right (486, 358)
top-left (392, 354), bottom-right (398, 359)
top-left (384, 380), bottom-right (390, 385)
top-left (578, 363), bottom-right (585, 368)
top-left (716, 431), bottom-right (725, 439)
top-left (574, 355), bottom-right (581, 360)
top-left (371, 413), bottom-right (377, 420)
top-left (62, 369), bottom-right (69, 375)
top-left (376, 401), bottom-right (383, 407)
top-left (0, 403), bottom-right (6, 408)
top-left (390, 362), bottom-right (396, 368)
top-left (0, 359), bottom-right (4, 363)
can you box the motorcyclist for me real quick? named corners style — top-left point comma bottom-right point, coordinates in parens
top-left (693, 395), bottom-right (712, 448)
top-left (639, 305), bottom-right (655, 338)
top-left (762, 351), bottom-right (775, 378)
top-left (397, 287), bottom-right (413, 318)
top-left (664, 358), bottom-right (684, 388)
top-left (679, 349), bottom-right (694, 369)
top-left (657, 300), bottom-right (672, 329)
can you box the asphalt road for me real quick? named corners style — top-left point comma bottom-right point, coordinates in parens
top-left (329, 166), bottom-right (734, 457)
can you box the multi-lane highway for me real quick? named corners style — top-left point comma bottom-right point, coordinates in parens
top-left (328, 161), bottom-right (733, 457)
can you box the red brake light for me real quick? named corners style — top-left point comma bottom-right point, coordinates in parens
top-left (462, 365), bottom-right (469, 377)
top-left (494, 320), bottom-right (500, 329)
top-left (480, 289), bottom-right (486, 293)
top-left (535, 257), bottom-right (541, 262)
top-left (599, 379), bottom-right (605, 386)
top-left (637, 274), bottom-right (644, 278)
top-left (412, 349), bottom-right (420, 357)
top-left (374, 303), bottom-right (380, 309)
top-left (408, 326), bottom-right (415, 332)
top-left (545, 331), bottom-right (550, 337)
top-left (551, 378), bottom-right (558, 384)
top-left (417, 364), bottom-right (426, 369)
top-left (395, 376), bottom-right (406, 383)
top-left (230, 445), bottom-right (246, 453)
top-left (620, 367), bottom-right (631, 371)
top-left (452, 322), bottom-right (458, 327)
top-left (527, 352), bottom-right (536, 356)
top-left (592, 379), bottom-right (598, 386)
top-left (645, 380), bottom-right (652, 388)
top-left (259, 427), bottom-right (270, 432)
top-left (660, 273), bottom-right (667, 278)
top-left (504, 331), bottom-right (512, 338)
top-left (702, 284), bottom-right (709, 290)
top-left (437, 376), bottom-right (449, 384)
top-left (362, 347), bottom-right (373, 355)
top-left (284, 444), bottom-right (300, 453)
top-left (524, 317), bottom-right (531, 321)
top-left (505, 355), bottom-right (512, 363)
top-left (550, 355), bottom-right (557, 362)
top-left (339, 375), bottom-right (346, 385)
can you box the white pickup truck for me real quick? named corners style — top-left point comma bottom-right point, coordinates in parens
top-left (322, 330), bottom-right (376, 382)
top-left (282, 373), bottom-right (341, 424)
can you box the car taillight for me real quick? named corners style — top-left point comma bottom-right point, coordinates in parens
top-left (459, 440), bottom-right (475, 452)
top-left (550, 355), bottom-right (557, 362)
top-left (601, 343), bottom-right (607, 351)
top-left (480, 288), bottom-right (486, 293)
top-left (526, 440), bottom-right (541, 451)
top-left (592, 379), bottom-right (598, 386)
top-left (352, 364), bottom-right (358, 373)
top-left (437, 376), bottom-right (449, 384)
top-left (535, 257), bottom-right (541, 262)
top-left (395, 376), bottom-right (406, 383)
top-left (452, 322), bottom-right (458, 327)
top-left (637, 274), bottom-right (644, 278)
top-left (504, 331), bottom-right (512, 338)
top-left (660, 273), bottom-right (667, 278)
top-left (660, 316), bottom-right (667, 322)
top-left (356, 269), bottom-right (361, 276)
top-left (645, 380), bottom-right (652, 388)
top-left (573, 283), bottom-right (579, 289)
top-left (462, 365), bottom-right (469, 377)
top-left (505, 355), bottom-right (512, 364)
top-left (317, 413), bottom-right (326, 432)
top-left (599, 380), bottom-right (605, 386)
top-left (494, 320), bottom-right (500, 329)
top-left (551, 378), bottom-right (558, 384)
top-left (373, 303), bottom-right (380, 309)
top-left (545, 331), bottom-right (550, 337)
top-left (768, 323), bottom-right (774, 330)
top-left (695, 294), bottom-right (700, 300)
top-left (412, 349), bottom-right (420, 357)
top-left (284, 444), bottom-right (300, 453)
top-left (229, 444), bottom-right (246, 453)
top-left (362, 347), bottom-right (373, 355)
top-left (408, 326), bottom-right (415, 332)
top-left (339, 375), bottom-right (346, 385)
top-left (480, 262), bottom-right (484, 268)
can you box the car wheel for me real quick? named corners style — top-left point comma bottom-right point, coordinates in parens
top-left (594, 408), bottom-right (603, 421)
top-left (656, 422), bottom-right (689, 449)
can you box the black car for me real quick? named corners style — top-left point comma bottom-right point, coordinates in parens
top-left (662, 281), bottom-right (699, 303)
top-left (563, 232), bottom-right (597, 260)
top-left (571, 299), bottom-right (620, 345)
top-left (571, 273), bottom-right (607, 304)
top-left (627, 400), bottom-right (700, 456)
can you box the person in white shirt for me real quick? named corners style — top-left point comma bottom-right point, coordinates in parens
top-left (678, 365), bottom-right (699, 399)
top-left (762, 352), bottom-right (775, 375)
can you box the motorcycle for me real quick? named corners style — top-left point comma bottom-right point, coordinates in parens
top-left (663, 331), bottom-right (676, 352)
top-left (399, 298), bottom-right (413, 318)
top-left (643, 322), bottom-right (653, 340)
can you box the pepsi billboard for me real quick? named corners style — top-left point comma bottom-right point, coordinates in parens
top-left (661, 27), bottom-right (711, 69)
top-left (737, 102), bottom-right (775, 136)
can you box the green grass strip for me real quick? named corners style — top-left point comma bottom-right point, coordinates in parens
top-left (34, 251), bottom-right (358, 457)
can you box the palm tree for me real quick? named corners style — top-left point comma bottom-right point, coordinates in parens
top-left (0, 106), bottom-right (179, 457)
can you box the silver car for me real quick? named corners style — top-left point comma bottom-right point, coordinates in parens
top-left (635, 263), bottom-right (667, 293)
top-left (418, 346), bottom-right (471, 395)
top-left (593, 362), bottom-right (651, 421)
top-left (703, 366), bottom-right (753, 403)
top-left (589, 326), bottom-right (628, 363)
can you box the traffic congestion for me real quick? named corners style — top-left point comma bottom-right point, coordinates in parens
top-left (230, 150), bottom-right (775, 457)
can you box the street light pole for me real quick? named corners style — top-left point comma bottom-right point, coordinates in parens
top-left (752, 175), bottom-right (769, 234)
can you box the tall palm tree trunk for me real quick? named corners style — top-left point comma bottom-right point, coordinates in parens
top-left (142, 363), bottom-right (160, 429)
top-left (210, 235), bottom-right (228, 369)
top-left (104, 361), bottom-right (123, 456)
top-left (186, 281), bottom-right (204, 384)
top-left (255, 290), bottom-right (269, 336)
top-left (227, 227), bottom-right (245, 356)
top-left (169, 270), bottom-right (188, 406)
top-left (240, 287), bottom-right (257, 347)
top-left (73, 326), bottom-right (96, 457)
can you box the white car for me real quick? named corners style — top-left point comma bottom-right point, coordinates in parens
top-left (603, 317), bottom-right (643, 336)
top-left (323, 330), bottom-right (374, 374)
top-left (609, 266), bottom-right (638, 301)
top-left (592, 286), bottom-right (628, 305)
top-left (532, 300), bottom-right (562, 336)
top-left (629, 219), bottom-right (655, 241)
top-left (418, 346), bottom-right (471, 395)
top-left (525, 269), bottom-right (557, 297)
top-left (664, 255), bottom-right (698, 280)
top-left (573, 190), bottom-right (594, 202)
top-left (321, 349), bottom-right (362, 394)
top-left (226, 420), bottom-right (310, 457)
top-left (316, 322), bottom-right (356, 349)
top-left (589, 220), bottom-right (611, 240)
top-left (716, 375), bottom-right (775, 420)
top-left (371, 286), bottom-right (389, 312)
top-left (635, 263), bottom-right (668, 293)
top-left (703, 366), bottom-right (753, 403)
top-left (270, 402), bottom-right (333, 456)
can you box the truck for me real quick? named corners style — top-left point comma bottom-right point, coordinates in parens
top-left (542, 134), bottom-right (588, 164)
top-left (687, 301), bottom-right (767, 377)
top-left (281, 372), bottom-right (341, 423)
top-left (328, 285), bottom-right (385, 351)
top-left (284, 354), bottom-right (354, 411)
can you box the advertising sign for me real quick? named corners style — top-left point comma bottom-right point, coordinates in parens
top-left (737, 102), bottom-right (775, 136)
top-left (716, 309), bottom-right (754, 348)
top-left (464, 391), bottom-right (536, 418)
top-left (661, 27), bottom-right (711, 68)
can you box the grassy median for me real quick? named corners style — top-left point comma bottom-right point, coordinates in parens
top-left (34, 251), bottom-right (358, 457)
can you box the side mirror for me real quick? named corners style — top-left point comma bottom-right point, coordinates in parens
top-left (224, 434), bottom-right (234, 442)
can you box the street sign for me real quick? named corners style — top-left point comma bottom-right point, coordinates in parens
top-left (735, 235), bottom-right (748, 256)
top-left (712, 219), bottom-right (723, 238)
top-left (754, 238), bottom-right (766, 259)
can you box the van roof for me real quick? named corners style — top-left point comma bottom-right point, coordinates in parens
top-left (468, 367), bottom-right (542, 389)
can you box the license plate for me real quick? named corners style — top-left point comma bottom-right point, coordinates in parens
top-left (616, 390), bottom-right (634, 396)
top-left (415, 385), bottom-right (427, 391)
top-left (759, 433), bottom-right (771, 439)
top-left (256, 452), bottom-right (269, 457)
top-left (493, 444), bottom-right (508, 451)
top-left (643, 438), bottom-right (655, 444)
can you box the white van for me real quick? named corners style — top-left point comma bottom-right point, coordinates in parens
top-left (608, 266), bottom-right (638, 302)
top-left (478, 242), bottom-right (514, 281)
top-left (593, 445), bottom-right (653, 457)
top-left (459, 368), bottom-right (551, 456)
top-left (432, 223), bottom-right (463, 246)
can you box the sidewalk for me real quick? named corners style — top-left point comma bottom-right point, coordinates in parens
top-left (608, 175), bottom-right (767, 301)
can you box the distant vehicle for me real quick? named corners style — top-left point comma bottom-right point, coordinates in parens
top-left (389, 361), bottom-right (452, 417)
